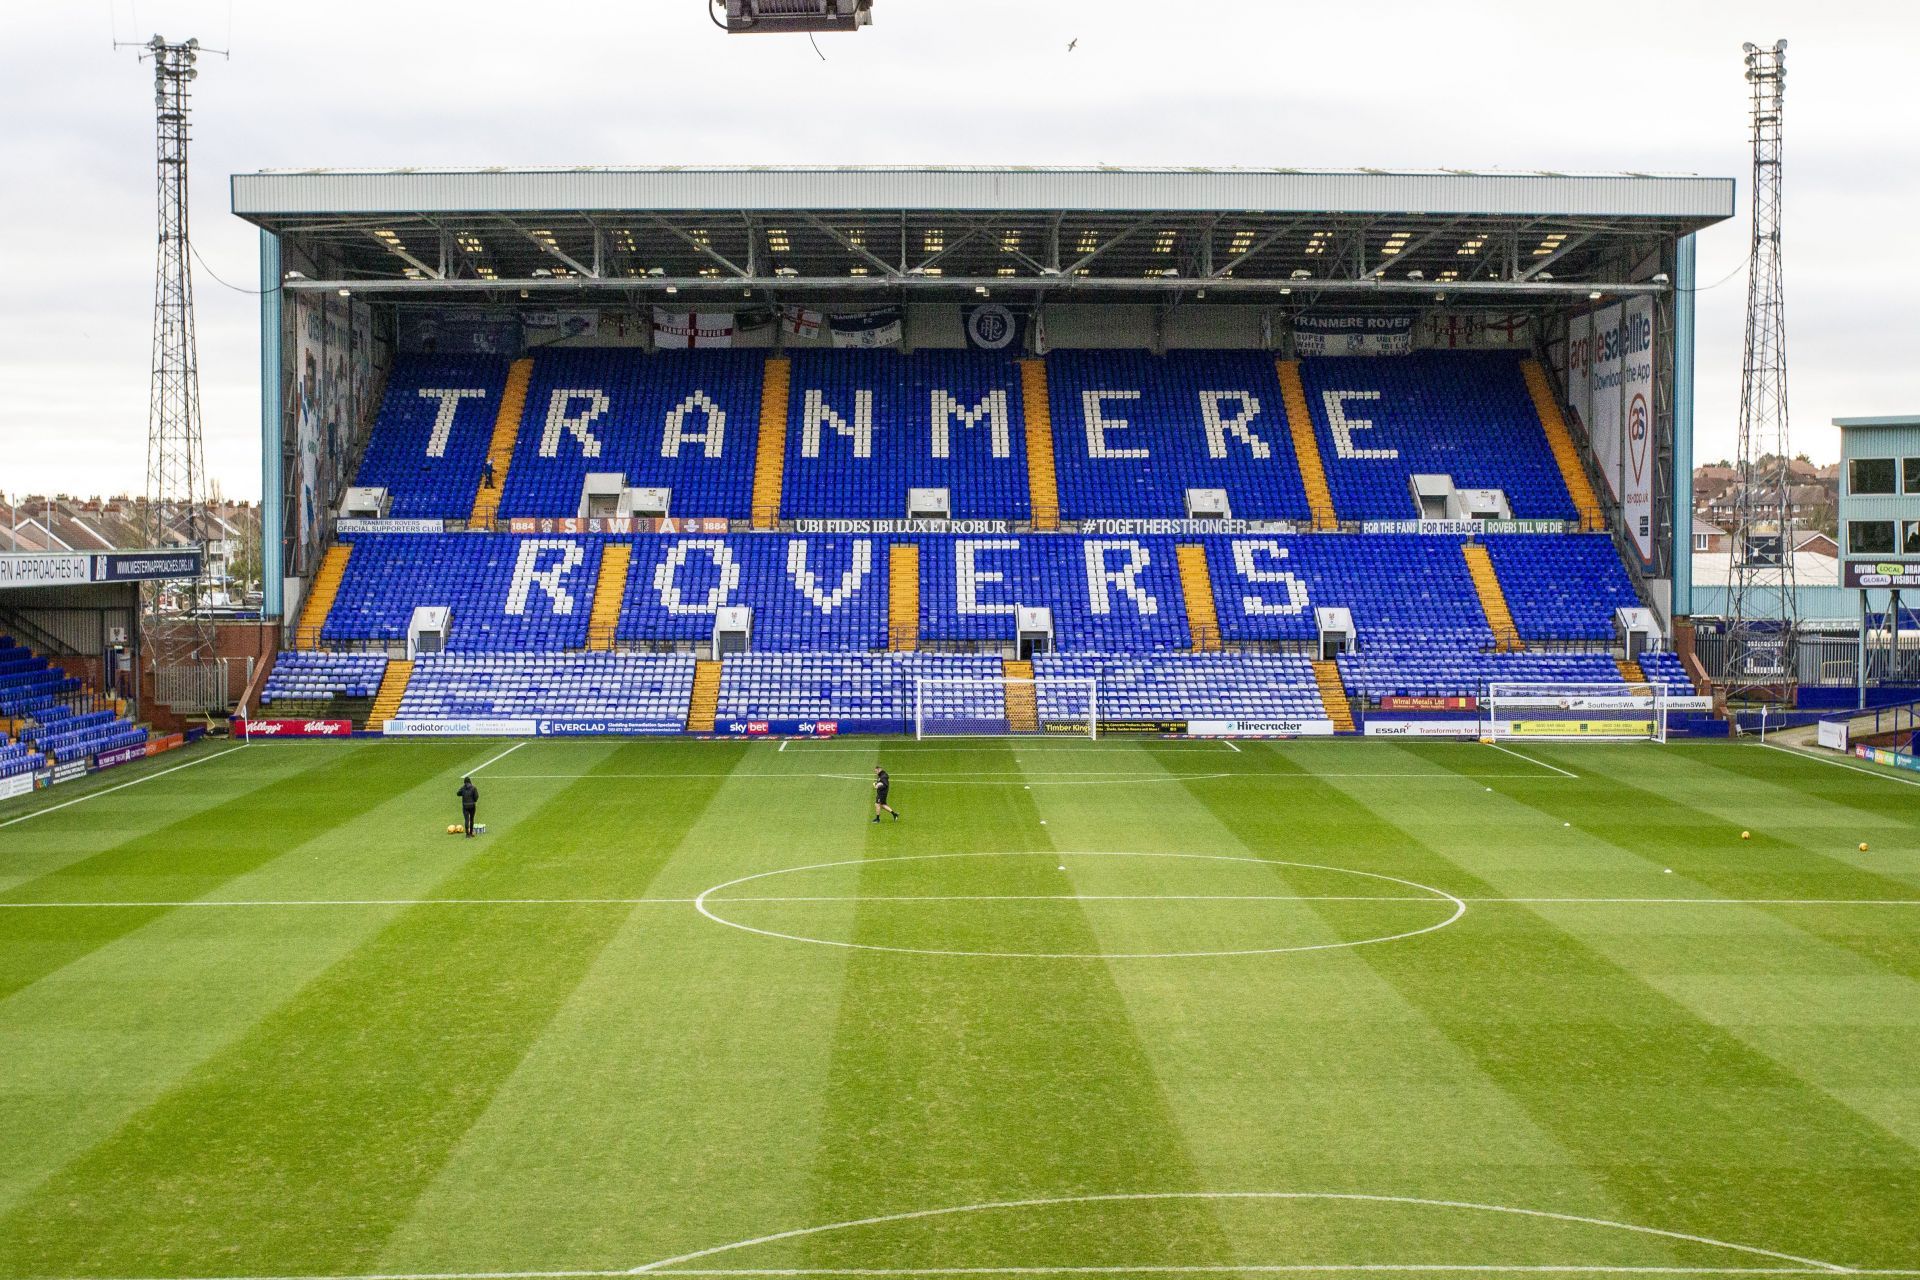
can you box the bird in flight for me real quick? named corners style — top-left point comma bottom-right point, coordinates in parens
top-left (1067, 37), bottom-right (1078, 51)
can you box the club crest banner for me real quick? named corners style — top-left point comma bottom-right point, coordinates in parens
top-left (962, 304), bottom-right (1029, 352)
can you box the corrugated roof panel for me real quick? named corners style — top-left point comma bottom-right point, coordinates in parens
top-left (232, 166), bottom-right (1735, 223)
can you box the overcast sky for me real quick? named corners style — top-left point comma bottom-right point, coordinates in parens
top-left (2, 0), bottom-right (1915, 499)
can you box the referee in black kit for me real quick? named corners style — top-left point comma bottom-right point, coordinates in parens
top-left (871, 766), bottom-right (900, 822)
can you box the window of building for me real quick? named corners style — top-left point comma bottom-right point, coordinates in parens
top-left (1905, 457), bottom-right (1920, 495)
top-left (1850, 457), bottom-right (1897, 495)
top-left (1692, 532), bottom-right (1712, 552)
top-left (1849, 520), bottom-right (1896, 555)
top-left (1906, 521), bottom-right (1920, 555)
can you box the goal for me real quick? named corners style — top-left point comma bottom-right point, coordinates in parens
top-left (913, 676), bottom-right (1098, 739)
top-left (1482, 681), bottom-right (1668, 743)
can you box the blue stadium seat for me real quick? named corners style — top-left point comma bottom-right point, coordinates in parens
top-left (1338, 651), bottom-right (1626, 702)
top-left (716, 653), bottom-right (1004, 726)
top-left (1637, 650), bottom-right (1695, 695)
top-left (1036, 654), bottom-right (1329, 722)
top-left (1202, 534), bottom-right (1492, 650)
top-left (498, 350), bottom-right (763, 519)
top-left (261, 653), bottom-right (390, 704)
top-left (326, 534), bottom-right (606, 651)
top-left (1298, 350), bottom-right (1576, 519)
top-left (782, 350), bottom-right (1030, 520)
top-left (352, 355), bottom-right (510, 518)
top-left (1482, 534), bottom-right (1640, 642)
top-left (620, 535), bottom-right (890, 650)
top-left (1046, 350), bottom-right (1312, 520)
top-left (918, 535), bottom-right (1191, 651)
top-left (399, 654), bottom-right (695, 723)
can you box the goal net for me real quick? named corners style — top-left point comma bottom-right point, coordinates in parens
top-left (1483, 681), bottom-right (1667, 743)
top-left (913, 677), bottom-right (1098, 739)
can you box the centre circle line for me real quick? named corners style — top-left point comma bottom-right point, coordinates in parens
top-left (692, 852), bottom-right (1467, 959)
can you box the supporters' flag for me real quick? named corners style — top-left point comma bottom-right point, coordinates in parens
top-left (522, 310), bottom-right (599, 342)
top-left (962, 304), bottom-right (1029, 352)
top-left (828, 307), bottom-right (903, 349)
top-left (736, 307), bottom-right (776, 333)
top-left (1292, 313), bottom-right (1413, 357)
top-left (651, 309), bottom-right (736, 349)
top-left (782, 306), bottom-right (824, 341)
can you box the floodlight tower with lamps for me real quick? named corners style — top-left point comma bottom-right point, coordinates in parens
top-left (137, 35), bottom-right (218, 682)
top-left (1725, 38), bottom-right (1796, 698)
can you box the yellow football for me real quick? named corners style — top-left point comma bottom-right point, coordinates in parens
top-left (1740, 831), bottom-right (1751, 840)
top-left (447, 824), bottom-right (461, 834)
top-left (1859, 842), bottom-right (1870, 852)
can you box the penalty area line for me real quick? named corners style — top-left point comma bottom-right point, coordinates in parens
top-left (1482, 742), bottom-right (1578, 778)
top-left (468, 741), bottom-right (528, 776)
top-left (0, 745), bottom-right (249, 829)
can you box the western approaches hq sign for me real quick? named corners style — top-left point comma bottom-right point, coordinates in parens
top-left (0, 548), bottom-right (203, 590)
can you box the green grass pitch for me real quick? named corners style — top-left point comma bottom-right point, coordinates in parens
top-left (2, 735), bottom-right (1919, 1277)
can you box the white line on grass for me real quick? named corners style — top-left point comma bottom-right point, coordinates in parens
top-left (1483, 742), bottom-right (1578, 778)
top-left (479, 771), bottom-right (1568, 783)
top-left (6, 894), bottom-right (1918, 911)
top-left (1759, 740), bottom-right (1920, 789)
top-left (1223, 739), bottom-right (1242, 753)
top-left (0, 745), bottom-right (248, 830)
top-left (639, 1269), bottom-right (1907, 1277)
top-left (468, 742), bottom-right (528, 775)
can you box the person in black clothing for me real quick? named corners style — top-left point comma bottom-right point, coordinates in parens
top-left (481, 458), bottom-right (496, 489)
top-left (457, 776), bottom-right (479, 836)
top-left (871, 766), bottom-right (899, 822)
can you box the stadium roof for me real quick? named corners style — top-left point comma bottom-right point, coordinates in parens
top-left (231, 165), bottom-right (1735, 303)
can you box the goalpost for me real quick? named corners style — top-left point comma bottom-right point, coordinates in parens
top-left (913, 676), bottom-right (1099, 739)
top-left (1482, 681), bottom-right (1669, 744)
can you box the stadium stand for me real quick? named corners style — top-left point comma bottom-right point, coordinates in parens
top-left (620, 535), bottom-right (889, 650)
top-left (781, 350), bottom-right (1030, 520)
top-left (1481, 534), bottom-right (1642, 642)
top-left (1336, 651), bottom-right (1627, 702)
top-left (715, 653), bottom-right (1004, 727)
top-left (0, 737), bottom-right (44, 779)
top-left (1637, 650), bottom-right (1696, 695)
top-left (397, 653), bottom-right (696, 725)
top-left (919, 535), bottom-right (1191, 650)
top-left (1045, 350), bottom-right (1313, 521)
top-left (325, 534), bottom-right (607, 651)
top-left (292, 345), bottom-right (1676, 734)
top-left (1297, 351), bottom-right (1577, 520)
top-left (1036, 654), bottom-right (1329, 723)
top-left (1201, 534), bottom-right (1492, 650)
top-left (496, 350), bottom-right (763, 520)
top-left (352, 355), bottom-right (511, 519)
top-left (261, 652), bottom-right (390, 705)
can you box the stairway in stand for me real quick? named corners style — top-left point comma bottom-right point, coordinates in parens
top-left (687, 660), bottom-right (722, 732)
top-left (1175, 544), bottom-right (1222, 652)
top-left (1521, 359), bottom-right (1607, 532)
top-left (1313, 660), bottom-right (1357, 733)
top-left (1462, 543), bottom-right (1525, 653)
top-left (1277, 360), bottom-right (1339, 531)
top-left (1617, 657), bottom-right (1647, 684)
top-left (469, 357), bottom-right (533, 529)
top-left (586, 544), bottom-right (632, 652)
top-left (1019, 359), bottom-right (1060, 530)
top-left (1002, 657), bottom-right (1039, 733)
top-left (752, 358), bottom-right (791, 529)
top-left (888, 543), bottom-right (920, 651)
top-left (367, 659), bottom-right (414, 732)
top-left (293, 545), bottom-right (351, 649)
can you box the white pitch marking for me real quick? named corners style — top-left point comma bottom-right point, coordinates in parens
top-left (692, 852), bottom-right (1467, 960)
top-left (640, 1269), bottom-right (1899, 1277)
top-left (468, 741), bottom-right (528, 776)
top-left (0, 745), bottom-right (248, 829)
top-left (1223, 739), bottom-right (1242, 754)
top-left (1759, 740), bottom-right (1920, 789)
top-left (1483, 742), bottom-right (1578, 778)
top-left (778, 739), bottom-right (787, 753)
top-left (482, 771), bottom-right (1565, 783)
top-left (627, 1191), bottom-right (1851, 1275)
top-left (6, 895), bottom-right (1918, 912)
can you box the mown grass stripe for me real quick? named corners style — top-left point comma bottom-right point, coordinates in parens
top-left (803, 740), bottom-right (1234, 1272)
top-left (0, 743), bottom-right (742, 1279)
